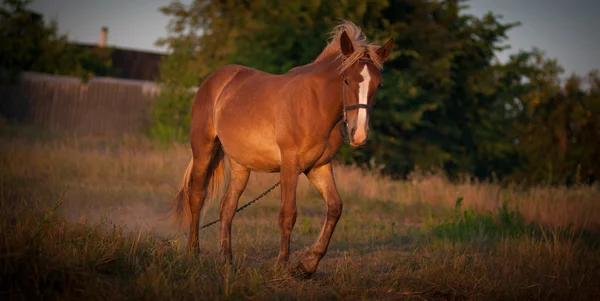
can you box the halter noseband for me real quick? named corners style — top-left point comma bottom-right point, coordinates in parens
top-left (339, 77), bottom-right (373, 141)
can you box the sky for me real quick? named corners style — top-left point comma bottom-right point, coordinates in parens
top-left (28, 0), bottom-right (599, 77)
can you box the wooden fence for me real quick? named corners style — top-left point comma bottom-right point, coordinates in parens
top-left (0, 72), bottom-right (161, 136)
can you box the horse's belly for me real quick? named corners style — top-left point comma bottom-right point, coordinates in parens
top-left (217, 125), bottom-right (281, 172)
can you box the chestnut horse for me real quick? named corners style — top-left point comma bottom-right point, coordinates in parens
top-left (171, 20), bottom-right (393, 276)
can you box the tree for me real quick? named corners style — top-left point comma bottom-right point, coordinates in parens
top-left (507, 50), bottom-right (600, 185)
top-left (154, 0), bottom-right (598, 185)
top-left (0, 0), bottom-right (114, 81)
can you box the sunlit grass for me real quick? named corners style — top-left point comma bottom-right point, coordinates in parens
top-left (1, 127), bottom-right (599, 300)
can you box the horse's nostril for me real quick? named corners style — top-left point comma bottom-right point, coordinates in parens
top-left (350, 128), bottom-right (356, 137)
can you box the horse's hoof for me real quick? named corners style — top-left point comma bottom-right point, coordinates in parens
top-left (294, 262), bottom-right (314, 279)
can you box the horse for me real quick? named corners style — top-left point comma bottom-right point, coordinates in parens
top-left (170, 20), bottom-right (393, 277)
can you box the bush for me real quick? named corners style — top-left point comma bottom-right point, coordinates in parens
top-left (147, 86), bottom-right (195, 144)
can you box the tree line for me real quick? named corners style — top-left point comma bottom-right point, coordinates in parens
top-left (2, 0), bottom-right (598, 186)
top-left (153, 0), bottom-right (599, 186)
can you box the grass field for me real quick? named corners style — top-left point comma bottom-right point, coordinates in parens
top-left (1, 125), bottom-right (599, 300)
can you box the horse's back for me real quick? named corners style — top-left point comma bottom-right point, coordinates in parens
top-left (191, 64), bottom-right (277, 121)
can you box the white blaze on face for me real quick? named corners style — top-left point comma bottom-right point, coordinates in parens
top-left (354, 65), bottom-right (371, 143)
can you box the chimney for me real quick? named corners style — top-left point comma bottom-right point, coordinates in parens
top-left (100, 26), bottom-right (108, 48)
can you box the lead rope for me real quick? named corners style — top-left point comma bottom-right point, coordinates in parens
top-left (199, 181), bottom-right (281, 229)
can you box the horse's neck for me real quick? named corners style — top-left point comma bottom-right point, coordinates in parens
top-left (310, 60), bottom-right (344, 126)
top-left (285, 56), bottom-right (344, 127)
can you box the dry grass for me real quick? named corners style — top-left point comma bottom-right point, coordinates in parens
top-left (1, 126), bottom-right (599, 300)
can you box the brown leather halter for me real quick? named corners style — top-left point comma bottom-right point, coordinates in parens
top-left (338, 76), bottom-right (373, 141)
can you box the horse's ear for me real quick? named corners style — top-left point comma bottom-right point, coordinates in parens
top-left (376, 37), bottom-right (394, 62)
top-left (340, 31), bottom-right (354, 56)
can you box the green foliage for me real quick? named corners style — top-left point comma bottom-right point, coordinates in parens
top-left (431, 197), bottom-right (527, 242)
top-left (148, 85), bottom-right (195, 143)
top-left (0, 0), bottom-right (115, 81)
top-left (153, 0), bottom-right (599, 185)
top-left (506, 51), bottom-right (600, 185)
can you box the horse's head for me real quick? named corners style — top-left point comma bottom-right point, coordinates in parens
top-left (339, 31), bottom-right (393, 147)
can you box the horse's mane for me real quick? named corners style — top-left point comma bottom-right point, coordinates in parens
top-left (315, 20), bottom-right (383, 74)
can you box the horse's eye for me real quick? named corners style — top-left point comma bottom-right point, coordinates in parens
top-left (343, 78), bottom-right (349, 86)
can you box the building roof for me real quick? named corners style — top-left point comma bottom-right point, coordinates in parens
top-left (76, 43), bottom-right (166, 82)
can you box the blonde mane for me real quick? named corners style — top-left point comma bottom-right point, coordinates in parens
top-left (315, 20), bottom-right (383, 73)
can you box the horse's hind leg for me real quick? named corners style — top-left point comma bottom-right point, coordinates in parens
top-left (188, 110), bottom-right (224, 253)
top-left (218, 157), bottom-right (250, 264)
top-left (187, 138), bottom-right (223, 253)
top-left (184, 65), bottom-right (241, 253)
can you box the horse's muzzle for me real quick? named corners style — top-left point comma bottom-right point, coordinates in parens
top-left (339, 121), bottom-right (368, 147)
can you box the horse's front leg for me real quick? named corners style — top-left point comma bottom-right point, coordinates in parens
top-left (275, 155), bottom-right (300, 268)
top-left (297, 161), bottom-right (343, 276)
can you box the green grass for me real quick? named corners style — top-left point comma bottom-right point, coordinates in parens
top-left (428, 197), bottom-right (528, 242)
top-left (1, 127), bottom-right (599, 300)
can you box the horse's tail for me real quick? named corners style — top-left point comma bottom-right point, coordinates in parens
top-left (170, 144), bottom-right (226, 230)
